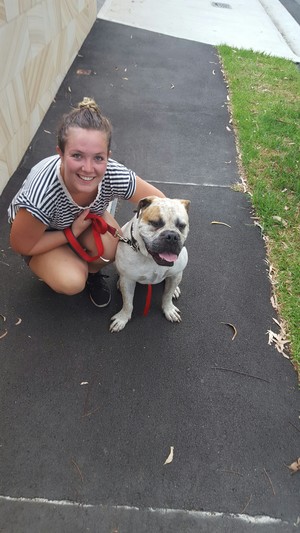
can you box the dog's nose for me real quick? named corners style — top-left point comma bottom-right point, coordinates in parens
top-left (164, 231), bottom-right (179, 242)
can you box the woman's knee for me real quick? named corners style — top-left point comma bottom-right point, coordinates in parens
top-left (29, 249), bottom-right (88, 295)
top-left (53, 269), bottom-right (87, 295)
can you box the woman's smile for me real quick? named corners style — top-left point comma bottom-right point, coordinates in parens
top-left (57, 127), bottom-right (109, 196)
top-left (77, 174), bottom-right (96, 182)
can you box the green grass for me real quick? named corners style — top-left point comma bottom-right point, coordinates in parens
top-left (218, 46), bottom-right (300, 371)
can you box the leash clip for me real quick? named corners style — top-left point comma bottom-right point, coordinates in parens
top-left (115, 230), bottom-right (139, 252)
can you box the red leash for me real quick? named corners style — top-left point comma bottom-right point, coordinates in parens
top-left (143, 284), bottom-right (152, 316)
top-left (64, 213), bottom-right (153, 315)
top-left (64, 213), bottom-right (118, 263)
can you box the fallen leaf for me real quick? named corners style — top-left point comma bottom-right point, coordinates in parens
top-left (170, 84), bottom-right (175, 89)
top-left (270, 295), bottom-right (278, 310)
top-left (221, 322), bottom-right (237, 341)
top-left (0, 314), bottom-right (6, 322)
top-left (212, 69), bottom-right (216, 75)
top-left (211, 221), bottom-right (231, 228)
top-left (15, 318), bottom-right (22, 325)
top-left (76, 69), bottom-right (92, 76)
top-left (272, 216), bottom-right (287, 227)
top-left (226, 125), bottom-right (231, 132)
top-left (80, 381), bottom-right (89, 385)
top-left (267, 330), bottom-right (289, 359)
top-left (164, 446), bottom-right (174, 465)
top-left (0, 330), bottom-right (8, 340)
top-left (43, 130), bottom-right (51, 134)
top-left (253, 220), bottom-right (264, 231)
top-left (288, 458), bottom-right (300, 474)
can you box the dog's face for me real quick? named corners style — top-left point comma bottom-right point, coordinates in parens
top-left (136, 196), bottom-right (190, 266)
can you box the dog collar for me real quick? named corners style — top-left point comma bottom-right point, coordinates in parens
top-left (118, 222), bottom-right (139, 252)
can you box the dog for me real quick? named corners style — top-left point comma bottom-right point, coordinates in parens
top-left (110, 195), bottom-right (190, 332)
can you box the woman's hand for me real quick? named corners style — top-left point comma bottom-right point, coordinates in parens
top-left (71, 209), bottom-right (92, 238)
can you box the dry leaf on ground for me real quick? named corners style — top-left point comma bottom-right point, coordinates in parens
top-left (211, 221), bottom-right (231, 228)
top-left (164, 446), bottom-right (174, 465)
top-left (267, 318), bottom-right (290, 359)
top-left (272, 216), bottom-right (287, 227)
top-left (221, 322), bottom-right (237, 341)
top-left (288, 458), bottom-right (300, 474)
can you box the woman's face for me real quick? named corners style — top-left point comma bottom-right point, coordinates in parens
top-left (57, 127), bottom-right (109, 196)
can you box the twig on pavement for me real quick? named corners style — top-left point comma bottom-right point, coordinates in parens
top-left (219, 468), bottom-right (243, 477)
top-left (263, 468), bottom-right (276, 495)
top-left (289, 421), bottom-right (300, 433)
top-left (212, 366), bottom-right (270, 383)
top-left (71, 457), bottom-right (84, 483)
top-left (241, 494), bottom-right (252, 514)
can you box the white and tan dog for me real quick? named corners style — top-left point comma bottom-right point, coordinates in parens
top-left (110, 196), bottom-right (190, 332)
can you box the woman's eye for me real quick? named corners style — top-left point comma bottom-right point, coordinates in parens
top-left (95, 156), bottom-right (104, 162)
top-left (72, 153), bottom-right (81, 159)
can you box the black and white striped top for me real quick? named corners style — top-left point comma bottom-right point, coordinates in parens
top-left (8, 155), bottom-right (136, 229)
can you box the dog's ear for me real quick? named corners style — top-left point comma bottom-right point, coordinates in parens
top-left (136, 196), bottom-right (155, 217)
top-left (180, 199), bottom-right (190, 213)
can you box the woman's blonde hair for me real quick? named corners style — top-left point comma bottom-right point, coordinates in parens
top-left (57, 97), bottom-right (112, 152)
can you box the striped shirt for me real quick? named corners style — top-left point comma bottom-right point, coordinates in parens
top-left (8, 155), bottom-right (136, 229)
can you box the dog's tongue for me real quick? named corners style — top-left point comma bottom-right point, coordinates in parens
top-left (158, 252), bottom-right (178, 262)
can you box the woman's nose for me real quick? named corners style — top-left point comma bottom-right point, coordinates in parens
top-left (82, 159), bottom-right (93, 173)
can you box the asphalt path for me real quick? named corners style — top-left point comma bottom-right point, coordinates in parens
top-left (0, 19), bottom-right (299, 533)
top-left (280, 0), bottom-right (300, 25)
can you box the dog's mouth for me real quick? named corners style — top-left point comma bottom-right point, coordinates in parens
top-left (147, 250), bottom-right (178, 266)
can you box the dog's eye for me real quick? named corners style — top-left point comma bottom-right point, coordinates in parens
top-left (149, 219), bottom-right (164, 229)
top-left (177, 222), bottom-right (186, 232)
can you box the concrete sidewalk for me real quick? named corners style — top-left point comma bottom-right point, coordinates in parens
top-left (0, 4), bottom-right (299, 533)
top-left (98, 0), bottom-right (300, 62)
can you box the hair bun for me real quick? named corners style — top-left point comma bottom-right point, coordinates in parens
top-left (78, 97), bottom-right (100, 113)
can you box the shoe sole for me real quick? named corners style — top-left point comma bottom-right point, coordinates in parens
top-left (89, 293), bottom-right (111, 308)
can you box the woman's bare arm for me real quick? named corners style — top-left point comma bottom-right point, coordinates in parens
top-left (10, 208), bottom-right (91, 256)
top-left (129, 176), bottom-right (165, 203)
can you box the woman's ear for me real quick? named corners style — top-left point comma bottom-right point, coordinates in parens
top-left (56, 145), bottom-right (63, 157)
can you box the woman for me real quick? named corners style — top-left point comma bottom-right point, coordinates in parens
top-left (8, 97), bottom-right (164, 307)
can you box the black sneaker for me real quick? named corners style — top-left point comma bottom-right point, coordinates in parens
top-left (87, 272), bottom-right (111, 307)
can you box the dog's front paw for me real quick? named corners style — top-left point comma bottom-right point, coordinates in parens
top-left (110, 311), bottom-right (130, 332)
top-left (163, 303), bottom-right (182, 323)
top-left (173, 286), bottom-right (181, 300)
